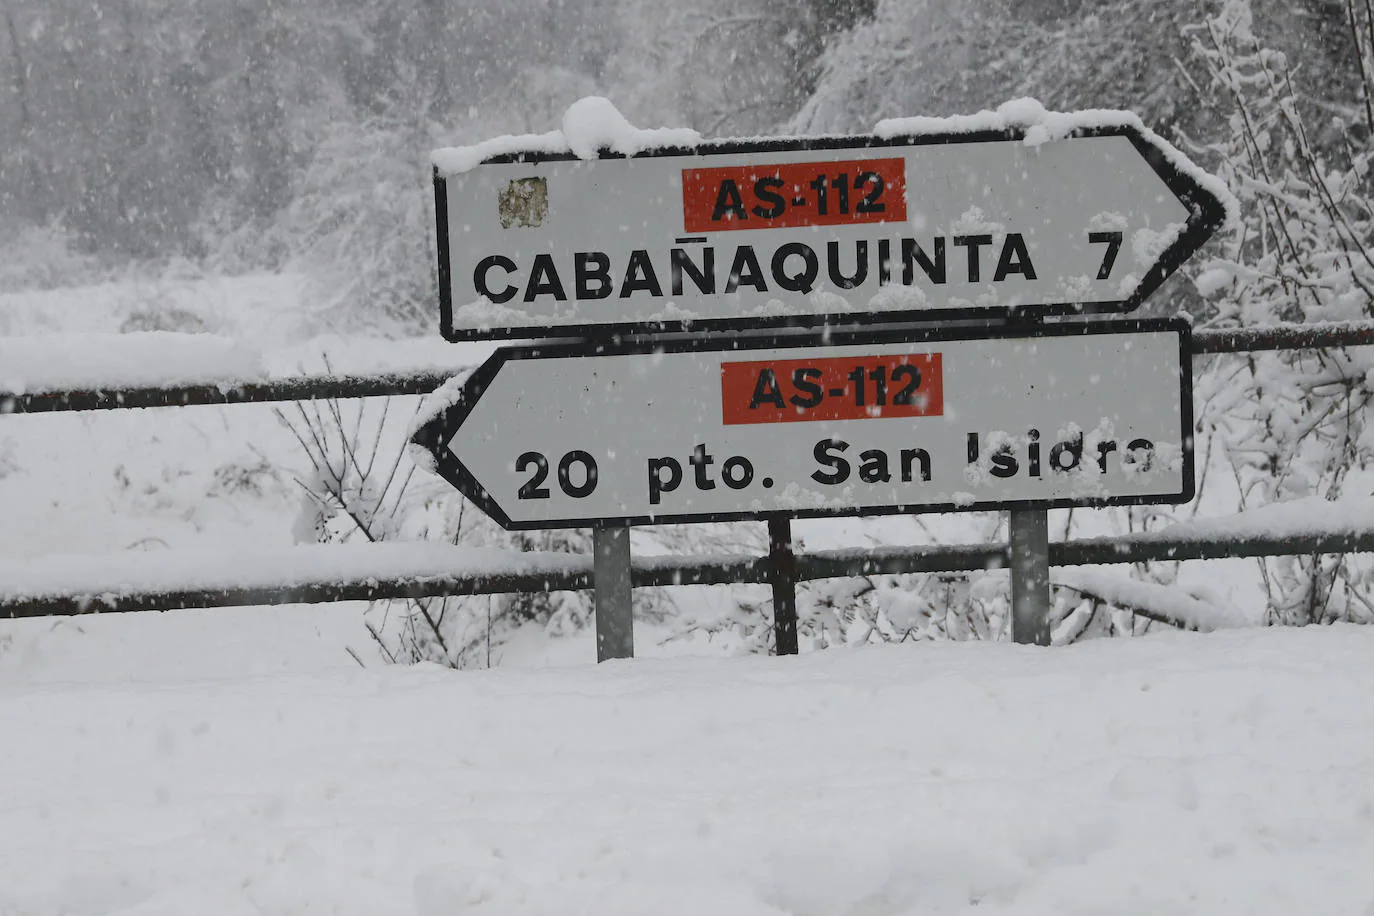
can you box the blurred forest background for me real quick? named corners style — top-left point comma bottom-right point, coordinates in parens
top-left (0, 0), bottom-right (1362, 328)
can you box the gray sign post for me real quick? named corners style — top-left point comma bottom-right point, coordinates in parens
top-left (1008, 507), bottom-right (1052, 645)
top-left (593, 524), bottom-right (634, 661)
top-left (768, 517), bottom-right (800, 656)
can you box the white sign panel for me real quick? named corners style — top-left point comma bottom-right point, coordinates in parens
top-left (434, 125), bottom-right (1226, 341)
top-left (413, 321), bottom-right (1194, 529)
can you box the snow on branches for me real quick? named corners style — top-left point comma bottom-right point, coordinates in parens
top-left (1185, 0), bottom-right (1374, 624)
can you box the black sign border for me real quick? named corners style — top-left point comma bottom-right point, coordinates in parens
top-left (412, 318), bottom-right (1196, 530)
top-left (434, 125), bottom-right (1226, 342)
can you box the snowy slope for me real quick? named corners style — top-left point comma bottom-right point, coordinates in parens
top-left (3, 627), bottom-right (1374, 916)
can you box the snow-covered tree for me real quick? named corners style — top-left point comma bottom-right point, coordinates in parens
top-left (1184, 0), bottom-right (1374, 624)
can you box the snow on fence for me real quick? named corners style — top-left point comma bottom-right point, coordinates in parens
top-left (5, 321), bottom-right (1373, 414)
top-left (2, 320), bottom-right (1373, 635)
top-left (0, 510), bottom-right (1369, 629)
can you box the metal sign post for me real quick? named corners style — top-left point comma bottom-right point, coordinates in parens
top-left (593, 524), bottom-right (634, 661)
top-left (767, 517), bottom-right (799, 656)
top-left (1008, 507), bottom-right (1052, 645)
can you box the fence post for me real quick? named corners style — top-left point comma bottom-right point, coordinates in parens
top-left (593, 524), bottom-right (634, 662)
top-left (768, 517), bottom-right (799, 656)
top-left (1008, 508), bottom-right (1052, 645)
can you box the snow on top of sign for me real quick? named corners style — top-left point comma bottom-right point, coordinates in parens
top-left (407, 370), bottom-right (476, 475)
top-left (431, 129), bottom-right (566, 175)
top-left (0, 331), bottom-right (266, 395)
top-left (561, 95), bottom-right (701, 159)
top-left (876, 97), bottom-right (1240, 228)
top-left (432, 96), bottom-right (701, 175)
top-left (875, 97), bottom-right (1130, 145)
top-left (413, 370), bottom-right (471, 431)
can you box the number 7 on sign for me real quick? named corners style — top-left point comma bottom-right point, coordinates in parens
top-left (1089, 230), bottom-right (1123, 280)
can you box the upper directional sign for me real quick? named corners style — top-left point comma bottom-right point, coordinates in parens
top-left (433, 121), bottom-right (1228, 341)
top-left (412, 320), bottom-right (1194, 529)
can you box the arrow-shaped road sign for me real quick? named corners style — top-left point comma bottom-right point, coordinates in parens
top-left (413, 320), bottom-right (1194, 530)
top-left (434, 119), bottom-right (1228, 341)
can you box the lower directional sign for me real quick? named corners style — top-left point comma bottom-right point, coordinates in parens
top-left (412, 320), bottom-right (1194, 530)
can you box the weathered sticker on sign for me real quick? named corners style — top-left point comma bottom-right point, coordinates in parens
top-left (498, 177), bottom-right (548, 228)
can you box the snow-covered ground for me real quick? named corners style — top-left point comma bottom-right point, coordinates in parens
top-left (3, 625), bottom-right (1374, 915)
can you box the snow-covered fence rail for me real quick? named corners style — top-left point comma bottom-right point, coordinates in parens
top-left (1189, 319), bottom-right (1374, 354)
top-left (0, 368), bottom-right (458, 414)
top-left (0, 511), bottom-right (1370, 627)
top-left (3, 321), bottom-right (1374, 414)
top-left (2, 319), bottom-right (1373, 636)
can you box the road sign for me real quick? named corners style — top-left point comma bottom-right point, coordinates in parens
top-left (412, 320), bottom-right (1194, 529)
top-left (433, 125), bottom-right (1227, 341)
